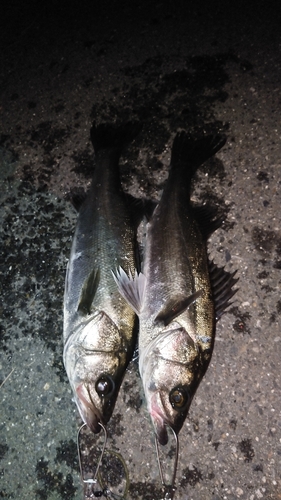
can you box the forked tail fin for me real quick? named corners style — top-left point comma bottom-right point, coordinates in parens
top-left (170, 131), bottom-right (227, 181)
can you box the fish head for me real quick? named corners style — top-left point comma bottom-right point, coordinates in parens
top-left (64, 311), bottom-right (129, 433)
top-left (140, 327), bottom-right (207, 445)
top-left (73, 353), bottom-right (124, 434)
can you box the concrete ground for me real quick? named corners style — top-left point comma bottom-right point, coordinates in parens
top-left (1, 0), bottom-right (281, 499)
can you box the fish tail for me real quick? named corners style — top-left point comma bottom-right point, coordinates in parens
top-left (170, 131), bottom-right (227, 179)
top-left (90, 121), bottom-right (142, 155)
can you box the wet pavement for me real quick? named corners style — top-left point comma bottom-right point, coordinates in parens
top-left (1, 0), bottom-right (281, 499)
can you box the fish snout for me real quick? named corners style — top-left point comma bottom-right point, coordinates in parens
top-left (86, 409), bottom-right (102, 434)
top-left (75, 383), bottom-right (103, 434)
top-left (150, 396), bottom-right (169, 445)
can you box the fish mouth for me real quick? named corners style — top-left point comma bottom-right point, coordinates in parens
top-left (75, 383), bottom-right (103, 434)
top-left (151, 410), bottom-right (169, 445)
top-left (150, 396), bottom-right (170, 445)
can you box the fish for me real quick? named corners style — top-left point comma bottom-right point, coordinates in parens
top-left (114, 131), bottom-right (238, 446)
top-left (63, 122), bottom-right (141, 434)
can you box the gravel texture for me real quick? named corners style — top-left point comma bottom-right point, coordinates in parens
top-left (1, 1), bottom-right (281, 499)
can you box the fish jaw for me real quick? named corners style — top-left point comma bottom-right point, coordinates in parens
top-left (150, 393), bottom-right (169, 445)
top-left (140, 327), bottom-right (204, 444)
top-left (63, 312), bottom-right (130, 432)
top-left (148, 385), bottom-right (192, 446)
top-left (75, 382), bottom-right (103, 433)
top-left (67, 349), bottom-right (127, 432)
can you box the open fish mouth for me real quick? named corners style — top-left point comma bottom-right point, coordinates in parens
top-left (75, 383), bottom-right (103, 434)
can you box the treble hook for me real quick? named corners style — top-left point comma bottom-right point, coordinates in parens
top-left (77, 422), bottom-right (108, 496)
top-left (154, 426), bottom-right (179, 500)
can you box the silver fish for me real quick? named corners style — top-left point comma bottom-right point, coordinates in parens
top-left (63, 122), bottom-right (141, 433)
top-left (114, 131), bottom-right (237, 446)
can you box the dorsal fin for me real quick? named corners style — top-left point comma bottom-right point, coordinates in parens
top-left (112, 267), bottom-right (146, 315)
top-left (209, 261), bottom-right (238, 320)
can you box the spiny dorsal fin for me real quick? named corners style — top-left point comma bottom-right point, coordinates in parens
top-left (155, 290), bottom-right (203, 327)
top-left (209, 261), bottom-right (238, 320)
top-left (112, 267), bottom-right (146, 315)
top-left (78, 268), bottom-right (100, 315)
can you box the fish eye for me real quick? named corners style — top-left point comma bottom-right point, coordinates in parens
top-left (169, 386), bottom-right (190, 411)
top-left (95, 375), bottom-right (115, 398)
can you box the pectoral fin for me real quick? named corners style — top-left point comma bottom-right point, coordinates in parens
top-left (155, 290), bottom-right (204, 327)
top-left (78, 268), bottom-right (100, 315)
top-left (112, 267), bottom-right (146, 315)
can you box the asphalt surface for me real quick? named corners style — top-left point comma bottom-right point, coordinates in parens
top-left (1, 1), bottom-right (281, 499)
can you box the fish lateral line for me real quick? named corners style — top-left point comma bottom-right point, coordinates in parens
top-left (63, 121), bottom-right (143, 483)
